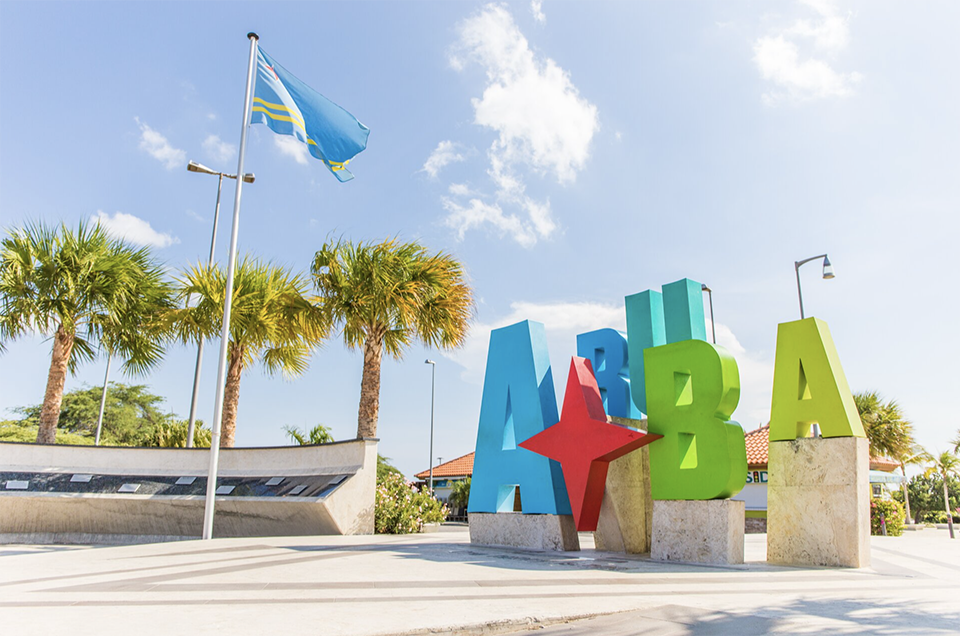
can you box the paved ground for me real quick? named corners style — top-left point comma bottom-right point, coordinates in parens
top-left (1, 527), bottom-right (958, 635)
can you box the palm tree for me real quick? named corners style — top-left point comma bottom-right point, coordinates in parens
top-left (0, 222), bottom-right (174, 443)
top-left (284, 423), bottom-right (334, 445)
top-left (854, 391), bottom-right (915, 459)
top-left (951, 429), bottom-right (960, 455)
top-left (923, 450), bottom-right (959, 539)
top-left (168, 257), bottom-right (327, 447)
top-left (854, 392), bottom-right (919, 520)
top-left (311, 238), bottom-right (474, 439)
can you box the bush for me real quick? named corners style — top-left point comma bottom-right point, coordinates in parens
top-left (448, 477), bottom-right (471, 510)
top-left (375, 471), bottom-right (447, 534)
top-left (871, 498), bottom-right (905, 536)
top-left (920, 510), bottom-right (959, 524)
top-left (150, 420), bottom-right (211, 448)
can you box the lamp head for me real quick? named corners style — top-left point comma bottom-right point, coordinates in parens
top-left (242, 173), bottom-right (256, 184)
top-left (425, 359), bottom-right (436, 365)
top-left (822, 256), bottom-right (835, 279)
top-left (701, 283), bottom-right (712, 293)
top-left (187, 160), bottom-right (218, 176)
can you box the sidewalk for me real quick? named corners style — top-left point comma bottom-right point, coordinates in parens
top-left (1, 528), bottom-right (958, 635)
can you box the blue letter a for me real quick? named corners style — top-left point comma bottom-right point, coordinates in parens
top-left (468, 321), bottom-right (571, 514)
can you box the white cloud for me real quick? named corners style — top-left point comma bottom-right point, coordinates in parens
top-left (136, 118), bottom-right (185, 170)
top-left (442, 196), bottom-right (538, 248)
top-left (423, 141), bottom-right (467, 177)
top-left (448, 183), bottom-right (478, 197)
top-left (439, 4), bottom-right (599, 247)
top-left (92, 211), bottom-right (178, 248)
top-left (754, 0), bottom-right (862, 104)
top-left (202, 134), bottom-right (236, 163)
top-left (531, 0), bottom-right (545, 23)
top-left (455, 4), bottom-right (598, 183)
top-left (274, 135), bottom-right (309, 165)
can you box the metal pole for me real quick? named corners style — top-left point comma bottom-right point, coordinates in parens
top-left (795, 262), bottom-right (805, 320)
top-left (202, 32), bottom-right (258, 541)
top-left (94, 353), bottom-right (112, 446)
top-left (707, 289), bottom-right (716, 344)
top-left (186, 174), bottom-right (225, 448)
top-left (428, 361), bottom-right (436, 496)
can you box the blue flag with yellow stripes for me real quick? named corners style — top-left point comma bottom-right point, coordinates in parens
top-left (251, 46), bottom-right (369, 182)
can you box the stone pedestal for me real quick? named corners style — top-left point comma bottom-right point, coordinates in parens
top-left (767, 436), bottom-right (870, 568)
top-left (594, 446), bottom-right (653, 553)
top-left (469, 513), bottom-right (580, 551)
top-left (651, 499), bottom-right (745, 564)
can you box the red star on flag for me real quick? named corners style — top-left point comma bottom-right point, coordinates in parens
top-left (519, 357), bottom-right (661, 531)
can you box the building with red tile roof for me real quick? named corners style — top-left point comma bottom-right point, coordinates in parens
top-left (415, 452), bottom-right (474, 481)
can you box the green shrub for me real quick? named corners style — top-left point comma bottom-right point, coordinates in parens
top-left (921, 510), bottom-right (952, 524)
top-left (871, 498), bottom-right (905, 536)
top-left (448, 477), bottom-right (471, 510)
top-left (375, 471), bottom-right (447, 534)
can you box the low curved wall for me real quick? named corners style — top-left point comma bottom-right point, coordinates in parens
top-left (0, 439), bottom-right (377, 544)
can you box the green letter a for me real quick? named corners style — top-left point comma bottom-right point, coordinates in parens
top-left (769, 318), bottom-right (865, 441)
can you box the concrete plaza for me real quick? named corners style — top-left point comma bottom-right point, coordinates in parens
top-left (1, 527), bottom-right (958, 635)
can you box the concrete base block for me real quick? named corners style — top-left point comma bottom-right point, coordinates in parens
top-left (651, 499), bottom-right (745, 564)
top-left (767, 436), bottom-right (870, 568)
top-left (469, 513), bottom-right (580, 551)
top-left (594, 446), bottom-right (652, 553)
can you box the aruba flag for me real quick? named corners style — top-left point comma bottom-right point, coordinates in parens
top-left (251, 46), bottom-right (369, 182)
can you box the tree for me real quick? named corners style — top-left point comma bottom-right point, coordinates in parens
top-left (894, 474), bottom-right (960, 524)
top-left (284, 424), bottom-right (334, 445)
top-left (0, 222), bottom-right (174, 443)
top-left (14, 382), bottom-right (173, 446)
top-left (854, 391), bottom-right (918, 521)
top-left (449, 477), bottom-right (471, 510)
top-left (923, 450), bottom-right (960, 539)
top-left (168, 257), bottom-right (328, 447)
top-left (952, 429), bottom-right (960, 455)
top-left (151, 420), bottom-right (212, 448)
top-left (311, 238), bottom-right (473, 439)
top-left (854, 392), bottom-right (915, 459)
top-left (377, 455), bottom-right (404, 482)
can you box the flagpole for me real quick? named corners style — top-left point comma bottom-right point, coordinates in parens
top-left (201, 31), bottom-right (259, 541)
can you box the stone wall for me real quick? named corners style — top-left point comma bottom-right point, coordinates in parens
top-left (0, 439), bottom-right (378, 543)
top-left (766, 436), bottom-right (870, 568)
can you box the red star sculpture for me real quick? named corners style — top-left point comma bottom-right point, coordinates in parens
top-left (519, 357), bottom-right (661, 531)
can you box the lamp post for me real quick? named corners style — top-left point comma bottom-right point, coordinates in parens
top-left (701, 284), bottom-right (716, 344)
top-left (93, 352), bottom-right (112, 446)
top-left (794, 254), bottom-right (835, 319)
top-left (185, 161), bottom-right (255, 448)
top-left (425, 359), bottom-right (436, 496)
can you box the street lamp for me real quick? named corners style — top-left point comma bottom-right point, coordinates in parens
top-left (425, 359), bottom-right (436, 496)
top-left (794, 254), bottom-right (835, 319)
top-left (701, 284), bottom-right (716, 344)
top-left (184, 161), bottom-right (255, 447)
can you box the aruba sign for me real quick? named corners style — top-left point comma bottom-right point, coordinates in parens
top-left (468, 278), bottom-right (864, 532)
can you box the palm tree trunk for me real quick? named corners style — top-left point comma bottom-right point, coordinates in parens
top-left (356, 329), bottom-right (384, 439)
top-left (901, 461), bottom-right (912, 524)
top-left (36, 326), bottom-right (75, 444)
top-left (220, 347), bottom-right (244, 448)
top-left (944, 477), bottom-right (955, 539)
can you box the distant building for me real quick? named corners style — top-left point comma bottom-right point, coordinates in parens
top-left (414, 452), bottom-right (473, 504)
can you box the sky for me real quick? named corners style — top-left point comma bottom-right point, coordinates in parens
top-left (1, 1), bottom-right (957, 479)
